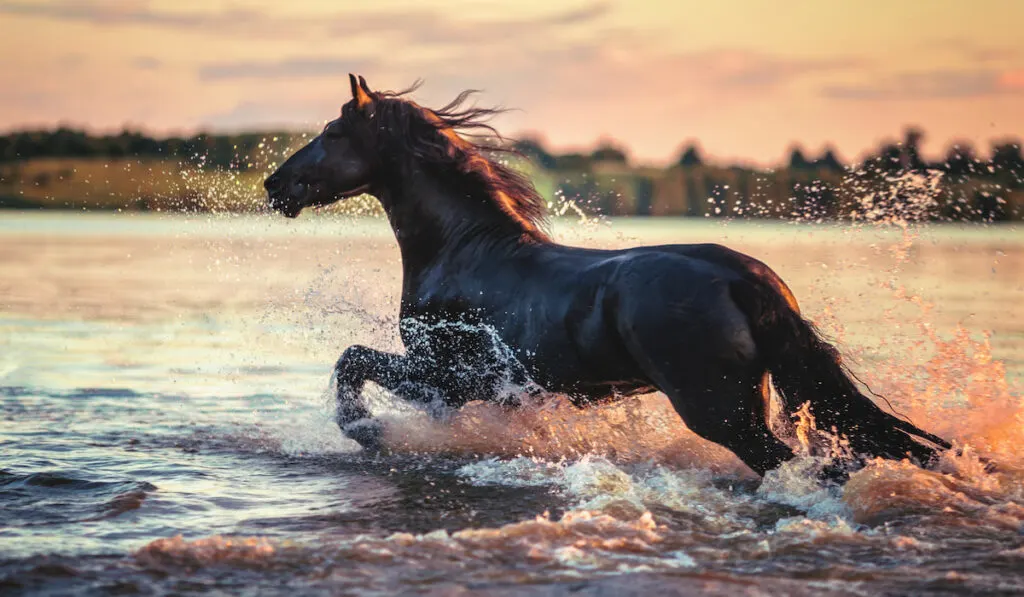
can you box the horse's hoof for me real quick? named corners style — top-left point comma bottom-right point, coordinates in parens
top-left (342, 418), bottom-right (385, 452)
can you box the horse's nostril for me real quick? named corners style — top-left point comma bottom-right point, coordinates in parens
top-left (264, 174), bottom-right (282, 192)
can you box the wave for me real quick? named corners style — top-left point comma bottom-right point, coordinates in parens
top-left (0, 471), bottom-right (156, 526)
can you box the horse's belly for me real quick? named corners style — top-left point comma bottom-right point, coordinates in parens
top-left (561, 380), bottom-right (657, 406)
top-left (522, 341), bottom-right (653, 401)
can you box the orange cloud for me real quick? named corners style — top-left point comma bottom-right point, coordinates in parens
top-left (1, 0), bottom-right (1022, 163)
top-left (998, 69), bottom-right (1024, 90)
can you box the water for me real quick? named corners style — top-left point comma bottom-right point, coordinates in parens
top-left (1, 212), bottom-right (1022, 596)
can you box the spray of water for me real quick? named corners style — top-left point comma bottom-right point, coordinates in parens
top-left (153, 142), bottom-right (1023, 544)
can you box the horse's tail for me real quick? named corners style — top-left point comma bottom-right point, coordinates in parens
top-left (730, 278), bottom-right (951, 464)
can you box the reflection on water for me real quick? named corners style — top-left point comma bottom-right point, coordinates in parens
top-left (0, 212), bottom-right (1022, 595)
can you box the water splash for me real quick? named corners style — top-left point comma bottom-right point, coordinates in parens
top-left (168, 157), bottom-right (1022, 540)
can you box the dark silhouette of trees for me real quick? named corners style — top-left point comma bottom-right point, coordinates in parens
top-left (677, 143), bottom-right (703, 167)
top-left (553, 152), bottom-right (591, 171)
top-left (590, 142), bottom-right (629, 164)
top-left (512, 137), bottom-right (556, 169)
top-left (991, 141), bottom-right (1024, 186)
top-left (2, 126), bottom-right (1022, 221)
top-left (943, 142), bottom-right (980, 180)
top-left (815, 147), bottom-right (845, 173)
top-left (903, 127), bottom-right (926, 170)
top-left (788, 147), bottom-right (812, 170)
top-left (876, 142), bottom-right (904, 173)
top-left (0, 127), bottom-right (298, 169)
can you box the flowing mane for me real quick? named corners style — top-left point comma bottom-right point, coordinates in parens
top-left (347, 84), bottom-right (550, 241)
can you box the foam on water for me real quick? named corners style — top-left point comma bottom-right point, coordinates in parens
top-left (134, 510), bottom-right (679, 580)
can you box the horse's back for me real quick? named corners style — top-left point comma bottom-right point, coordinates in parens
top-left (601, 247), bottom-right (759, 361)
top-left (642, 242), bottom-right (800, 314)
top-left (515, 242), bottom-right (779, 365)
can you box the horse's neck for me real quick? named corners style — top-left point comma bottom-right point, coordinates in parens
top-left (378, 166), bottom-right (527, 274)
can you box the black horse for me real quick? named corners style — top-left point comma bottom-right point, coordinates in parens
top-left (264, 75), bottom-right (950, 476)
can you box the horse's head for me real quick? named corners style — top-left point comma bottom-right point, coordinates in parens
top-left (264, 76), bottom-right (548, 238)
top-left (264, 74), bottom-right (378, 218)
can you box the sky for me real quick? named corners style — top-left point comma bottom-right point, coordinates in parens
top-left (1, 0), bottom-right (1022, 165)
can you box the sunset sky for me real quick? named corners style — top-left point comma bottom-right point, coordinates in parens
top-left (1, 0), bottom-right (1022, 165)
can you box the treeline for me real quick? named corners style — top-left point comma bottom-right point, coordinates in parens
top-left (512, 128), bottom-right (1024, 222)
top-left (1, 126), bottom-right (1022, 220)
top-left (0, 127), bottom-right (303, 169)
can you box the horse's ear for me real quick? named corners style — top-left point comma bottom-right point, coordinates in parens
top-left (349, 73), bottom-right (373, 111)
top-left (358, 75), bottom-right (371, 94)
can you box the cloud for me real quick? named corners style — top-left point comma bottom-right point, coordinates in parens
top-left (200, 98), bottom-right (337, 130)
top-left (2, 0), bottom-right (847, 99)
top-left (0, 0), bottom-right (610, 42)
top-left (920, 37), bottom-right (1022, 64)
top-left (197, 46), bottom-right (856, 92)
top-left (132, 56), bottom-right (162, 71)
top-left (663, 50), bottom-right (861, 90)
top-left (326, 3), bottom-right (611, 47)
top-left (193, 45), bottom-right (862, 137)
top-left (199, 57), bottom-right (380, 81)
top-left (0, 0), bottom-right (282, 33)
top-left (0, 89), bottom-right (53, 111)
top-left (822, 69), bottom-right (1024, 100)
top-left (999, 69), bottom-right (1024, 90)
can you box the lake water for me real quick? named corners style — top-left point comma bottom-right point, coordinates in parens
top-left (1, 211), bottom-right (1022, 596)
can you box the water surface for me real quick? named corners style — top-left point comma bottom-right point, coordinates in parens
top-left (1, 212), bottom-right (1022, 595)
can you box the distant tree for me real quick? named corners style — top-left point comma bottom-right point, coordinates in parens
top-left (13, 132), bottom-right (48, 159)
top-left (51, 127), bottom-right (96, 157)
top-left (990, 140), bottom-right (1024, 181)
top-left (634, 176), bottom-right (655, 215)
top-left (102, 132), bottom-right (131, 158)
top-left (512, 138), bottom-right (556, 169)
top-left (120, 129), bottom-right (160, 156)
top-left (677, 143), bottom-right (703, 167)
top-left (877, 142), bottom-right (904, 173)
top-left (788, 147), bottom-right (812, 170)
top-left (164, 137), bottom-right (187, 158)
top-left (903, 127), bottom-right (926, 170)
top-left (553, 152), bottom-right (591, 171)
top-left (0, 128), bottom-right (310, 165)
top-left (590, 142), bottom-right (628, 164)
top-left (814, 147), bottom-right (845, 173)
top-left (943, 142), bottom-right (980, 180)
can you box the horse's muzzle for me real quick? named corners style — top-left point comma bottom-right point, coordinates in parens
top-left (264, 174), bottom-right (307, 218)
top-left (267, 193), bottom-right (303, 218)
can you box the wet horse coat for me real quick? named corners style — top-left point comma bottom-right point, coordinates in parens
top-left (264, 75), bottom-right (950, 476)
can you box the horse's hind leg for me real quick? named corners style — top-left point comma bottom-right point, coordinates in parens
top-left (620, 313), bottom-right (793, 476)
top-left (661, 364), bottom-right (792, 476)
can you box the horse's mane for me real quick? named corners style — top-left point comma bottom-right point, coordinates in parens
top-left (351, 83), bottom-right (550, 240)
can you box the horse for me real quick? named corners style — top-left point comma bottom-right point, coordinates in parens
top-left (263, 74), bottom-right (951, 477)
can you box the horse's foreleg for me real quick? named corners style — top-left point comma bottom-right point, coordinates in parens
top-left (333, 345), bottom-right (411, 450)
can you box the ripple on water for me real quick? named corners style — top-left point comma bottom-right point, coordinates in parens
top-left (0, 471), bottom-right (157, 527)
top-left (1, 216), bottom-right (1023, 594)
